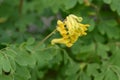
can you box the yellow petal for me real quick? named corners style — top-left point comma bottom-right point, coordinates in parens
top-left (51, 38), bottom-right (68, 45)
top-left (51, 14), bottom-right (90, 47)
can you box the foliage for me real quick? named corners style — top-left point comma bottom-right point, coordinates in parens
top-left (0, 0), bottom-right (120, 80)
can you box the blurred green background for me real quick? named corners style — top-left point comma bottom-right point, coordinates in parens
top-left (0, 0), bottom-right (120, 80)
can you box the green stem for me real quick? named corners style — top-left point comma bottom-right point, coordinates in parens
top-left (19, 0), bottom-right (23, 16)
top-left (35, 29), bottom-right (57, 49)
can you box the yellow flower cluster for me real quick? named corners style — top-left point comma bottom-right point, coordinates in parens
top-left (51, 14), bottom-right (90, 47)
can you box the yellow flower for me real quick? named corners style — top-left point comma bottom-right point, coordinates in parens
top-left (51, 14), bottom-right (90, 47)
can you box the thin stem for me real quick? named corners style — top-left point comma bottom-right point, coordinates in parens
top-left (90, 3), bottom-right (100, 14)
top-left (19, 0), bottom-right (23, 16)
top-left (34, 29), bottom-right (57, 49)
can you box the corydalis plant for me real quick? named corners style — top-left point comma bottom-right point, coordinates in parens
top-left (51, 14), bottom-right (90, 47)
top-left (36, 14), bottom-right (89, 48)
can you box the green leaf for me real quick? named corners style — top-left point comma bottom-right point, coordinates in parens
top-left (64, 61), bottom-right (80, 76)
top-left (36, 70), bottom-right (46, 79)
top-left (23, 1), bottom-right (36, 14)
top-left (83, 17), bottom-right (95, 32)
top-left (15, 14), bottom-right (35, 32)
top-left (95, 73), bottom-right (105, 80)
top-left (49, 0), bottom-right (63, 13)
top-left (2, 57), bottom-right (11, 72)
top-left (110, 49), bottom-right (120, 67)
top-left (40, 0), bottom-right (63, 13)
top-left (88, 19), bottom-right (95, 32)
top-left (79, 43), bottom-right (95, 53)
top-left (79, 71), bottom-right (91, 80)
top-left (15, 50), bottom-right (36, 67)
top-left (72, 42), bottom-right (95, 55)
top-left (86, 63), bottom-right (100, 77)
top-left (96, 43), bottom-right (109, 59)
top-left (64, 0), bottom-right (77, 9)
top-left (15, 66), bottom-right (31, 80)
top-left (5, 48), bottom-right (17, 58)
top-left (98, 20), bottom-right (119, 39)
top-left (72, 43), bottom-right (95, 61)
top-left (26, 37), bottom-right (35, 45)
top-left (104, 69), bottom-right (118, 80)
top-left (103, 0), bottom-right (112, 4)
top-left (0, 49), bottom-right (16, 74)
top-left (35, 46), bottom-right (60, 68)
top-left (110, 0), bottom-right (120, 15)
top-left (0, 75), bottom-right (13, 80)
top-left (0, 52), bottom-right (11, 72)
top-left (65, 74), bottom-right (78, 80)
top-left (48, 51), bottom-right (62, 67)
top-left (78, 0), bottom-right (84, 4)
top-left (93, 32), bottom-right (105, 43)
top-left (63, 50), bottom-right (71, 65)
top-left (110, 65), bottom-right (120, 80)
